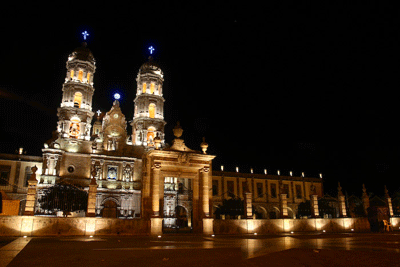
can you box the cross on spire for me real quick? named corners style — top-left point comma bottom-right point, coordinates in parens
top-left (82, 31), bottom-right (89, 40)
top-left (148, 46), bottom-right (155, 55)
top-left (96, 110), bottom-right (101, 117)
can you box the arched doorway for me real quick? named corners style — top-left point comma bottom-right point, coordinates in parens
top-left (102, 199), bottom-right (118, 218)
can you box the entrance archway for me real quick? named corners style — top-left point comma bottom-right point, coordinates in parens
top-left (102, 199), bottom-right (118, 218)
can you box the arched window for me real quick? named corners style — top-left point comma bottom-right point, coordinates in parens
top-left (150, 83), bottom-right (155, 94)
top-left (78, 70), bottom-right (83, 82)
top-left (70, 70), bottom-right (75, 79)
top-left (73, 92), bottom-right (82, 108)
top-left (86, 72), bottom-right (91, 83)
top-left (142, 83), bottom-right (147, 94)
top-left (149, 103), bottom-right (156, 118)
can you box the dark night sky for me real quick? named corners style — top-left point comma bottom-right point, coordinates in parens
top-left (0, 2), bottom-right (399, 196)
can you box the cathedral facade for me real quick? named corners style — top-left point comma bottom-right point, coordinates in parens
top-left (0, 43), bottom-right (323, 234)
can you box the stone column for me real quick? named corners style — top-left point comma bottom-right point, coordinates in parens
top-left (151, 162), bottom-right (161, 217)
top-left (384, 185), bottom-right (394, 217)
top-left (87, 167), bottom-right (98, 217)
top-left (337, 182), bottom-right (347, 218)
top-left (24, 166), bottom-right (38, 216)
top-left (362, 184), bottom-right (369, 216)
top-left (150, 162), bottom-right (163, 236)
top-left (201, 166), bottom-right (213, 235)
top-left (310, 194), bottom-right (319, 218)
top-left (280, 194), bottom-right (288, 218)
top-left (201, 166), bottom-right (210, 217)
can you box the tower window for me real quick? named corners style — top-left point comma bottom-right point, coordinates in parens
top-left (87, 72), bottom-right (91, 83)
top-left (70, 70), bottom-right (74, 79)
top-left (149, 103), bottom-right (156, 118)
top-left (73, 92), bottom-right (82, 108)
top-left (142, 83), bottom-right (147, 94)
top-left (150, 83), bottom-right (155, 94)
top-left (78, 70), bottom-right (83, 82)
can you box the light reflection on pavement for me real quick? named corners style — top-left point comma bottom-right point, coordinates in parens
top-left (4, 233), bottom-right (400, 267)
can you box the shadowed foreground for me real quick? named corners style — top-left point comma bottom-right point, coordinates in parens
top-left (3, 233), bottom-right (400, 267)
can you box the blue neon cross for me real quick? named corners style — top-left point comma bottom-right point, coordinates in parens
top-left (82, 31), bottom-right (89, 40)
top-left (148, 46), bottom-right (155, 54)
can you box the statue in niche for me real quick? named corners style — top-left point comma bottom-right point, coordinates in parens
top-left (123, 166), bottom-right (132, 182)
top-left (69, 122), bottom-right (80, 138)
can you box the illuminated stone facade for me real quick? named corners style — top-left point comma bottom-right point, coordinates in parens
top-left (0, 43), bottom-right (325, 234)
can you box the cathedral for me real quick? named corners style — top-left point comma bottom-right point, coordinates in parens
top-left (0, 42), bottom-right (323, 234)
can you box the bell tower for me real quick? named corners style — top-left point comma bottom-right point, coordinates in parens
top-left (56, 42), bottom-right (96, 140)
top-left (131, 53), bottom-right (166, 147)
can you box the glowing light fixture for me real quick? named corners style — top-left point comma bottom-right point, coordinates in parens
top-left (82, 31), bottom-right (89, 40)
top-left (320, 173), bottom-right (323, 179)
top-left (289, 171), bottom-right (293, 176)
top-left (211, 234), bottom-right (215, 237)
top-left (290, 231), bottom-right (294, 234)
top-left (322, 230), bottom-right (326, 233)
top-left (254, 233), bottom-right (257, 235)
top-left (277, 170), bottom-right (280, 175)
top-left (158, 235), bottom-right (162, 238)
top-left (23, 236), bottom-right (27, 238)
top-left (301, 172), bottom-right (305, 177)
top-left (250, 168), bottom-right (253, 174)
top-left (148, 46), bottom-right (155, 54)
top-left (114, 93), bottom-right (121, 100)
top-left (221, 165), bottom-right (224, 171)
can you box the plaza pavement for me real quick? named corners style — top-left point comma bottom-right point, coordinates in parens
top-left (1, 233), bottom-right (400, 266)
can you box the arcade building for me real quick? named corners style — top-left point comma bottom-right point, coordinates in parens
top-left (0, 42), bottom-right (323, 234)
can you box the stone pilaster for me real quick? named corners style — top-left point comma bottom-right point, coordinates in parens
top-left (280, 194), bottom-right (288, 218)
top-left (384, 185), bottom-right (394, 217)
top-left (337, 182), bottom-right (347, 218)
top-left (244, 191), bottom-right (253, 219)
top-left (310, 194), bottom-right (319, 218)
top-left (24, 166), bottom-right (38, 216)
top-left (87, 167), bottom-right (97, 217)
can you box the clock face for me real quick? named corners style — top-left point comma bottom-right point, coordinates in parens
top-left (113, 114), bottom-right (119, 119)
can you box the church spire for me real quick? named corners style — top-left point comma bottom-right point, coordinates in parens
top-left (56, 42), bottom-right (96, 141)
top-left (131, 53), bottom-right (166, 148)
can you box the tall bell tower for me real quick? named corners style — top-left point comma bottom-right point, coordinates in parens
top-left (56, 42), bottom-right (96, 140)
top-left (131, 49), bottom-right (166, 148)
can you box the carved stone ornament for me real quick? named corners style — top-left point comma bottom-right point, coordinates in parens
top-left (202, 166), bottom-right (210, 173)
top-left (177, 153), bottom-right (190, 164)
top-left (153, 162), bottom-right (161, 169)
top-left (310, 183), bottom-right (316, 194)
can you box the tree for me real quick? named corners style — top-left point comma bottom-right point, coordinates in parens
top-left (38, 181), bottom-right (88, 216)
top-left (214, 198), bottom-right (244, 219)
top-left (297, 200), bottom-right (311, 218)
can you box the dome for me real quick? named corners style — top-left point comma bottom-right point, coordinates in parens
top-left (139, 57), bottom-right (163, 77)
top-left (68, 42), bottom-right (95, 64)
